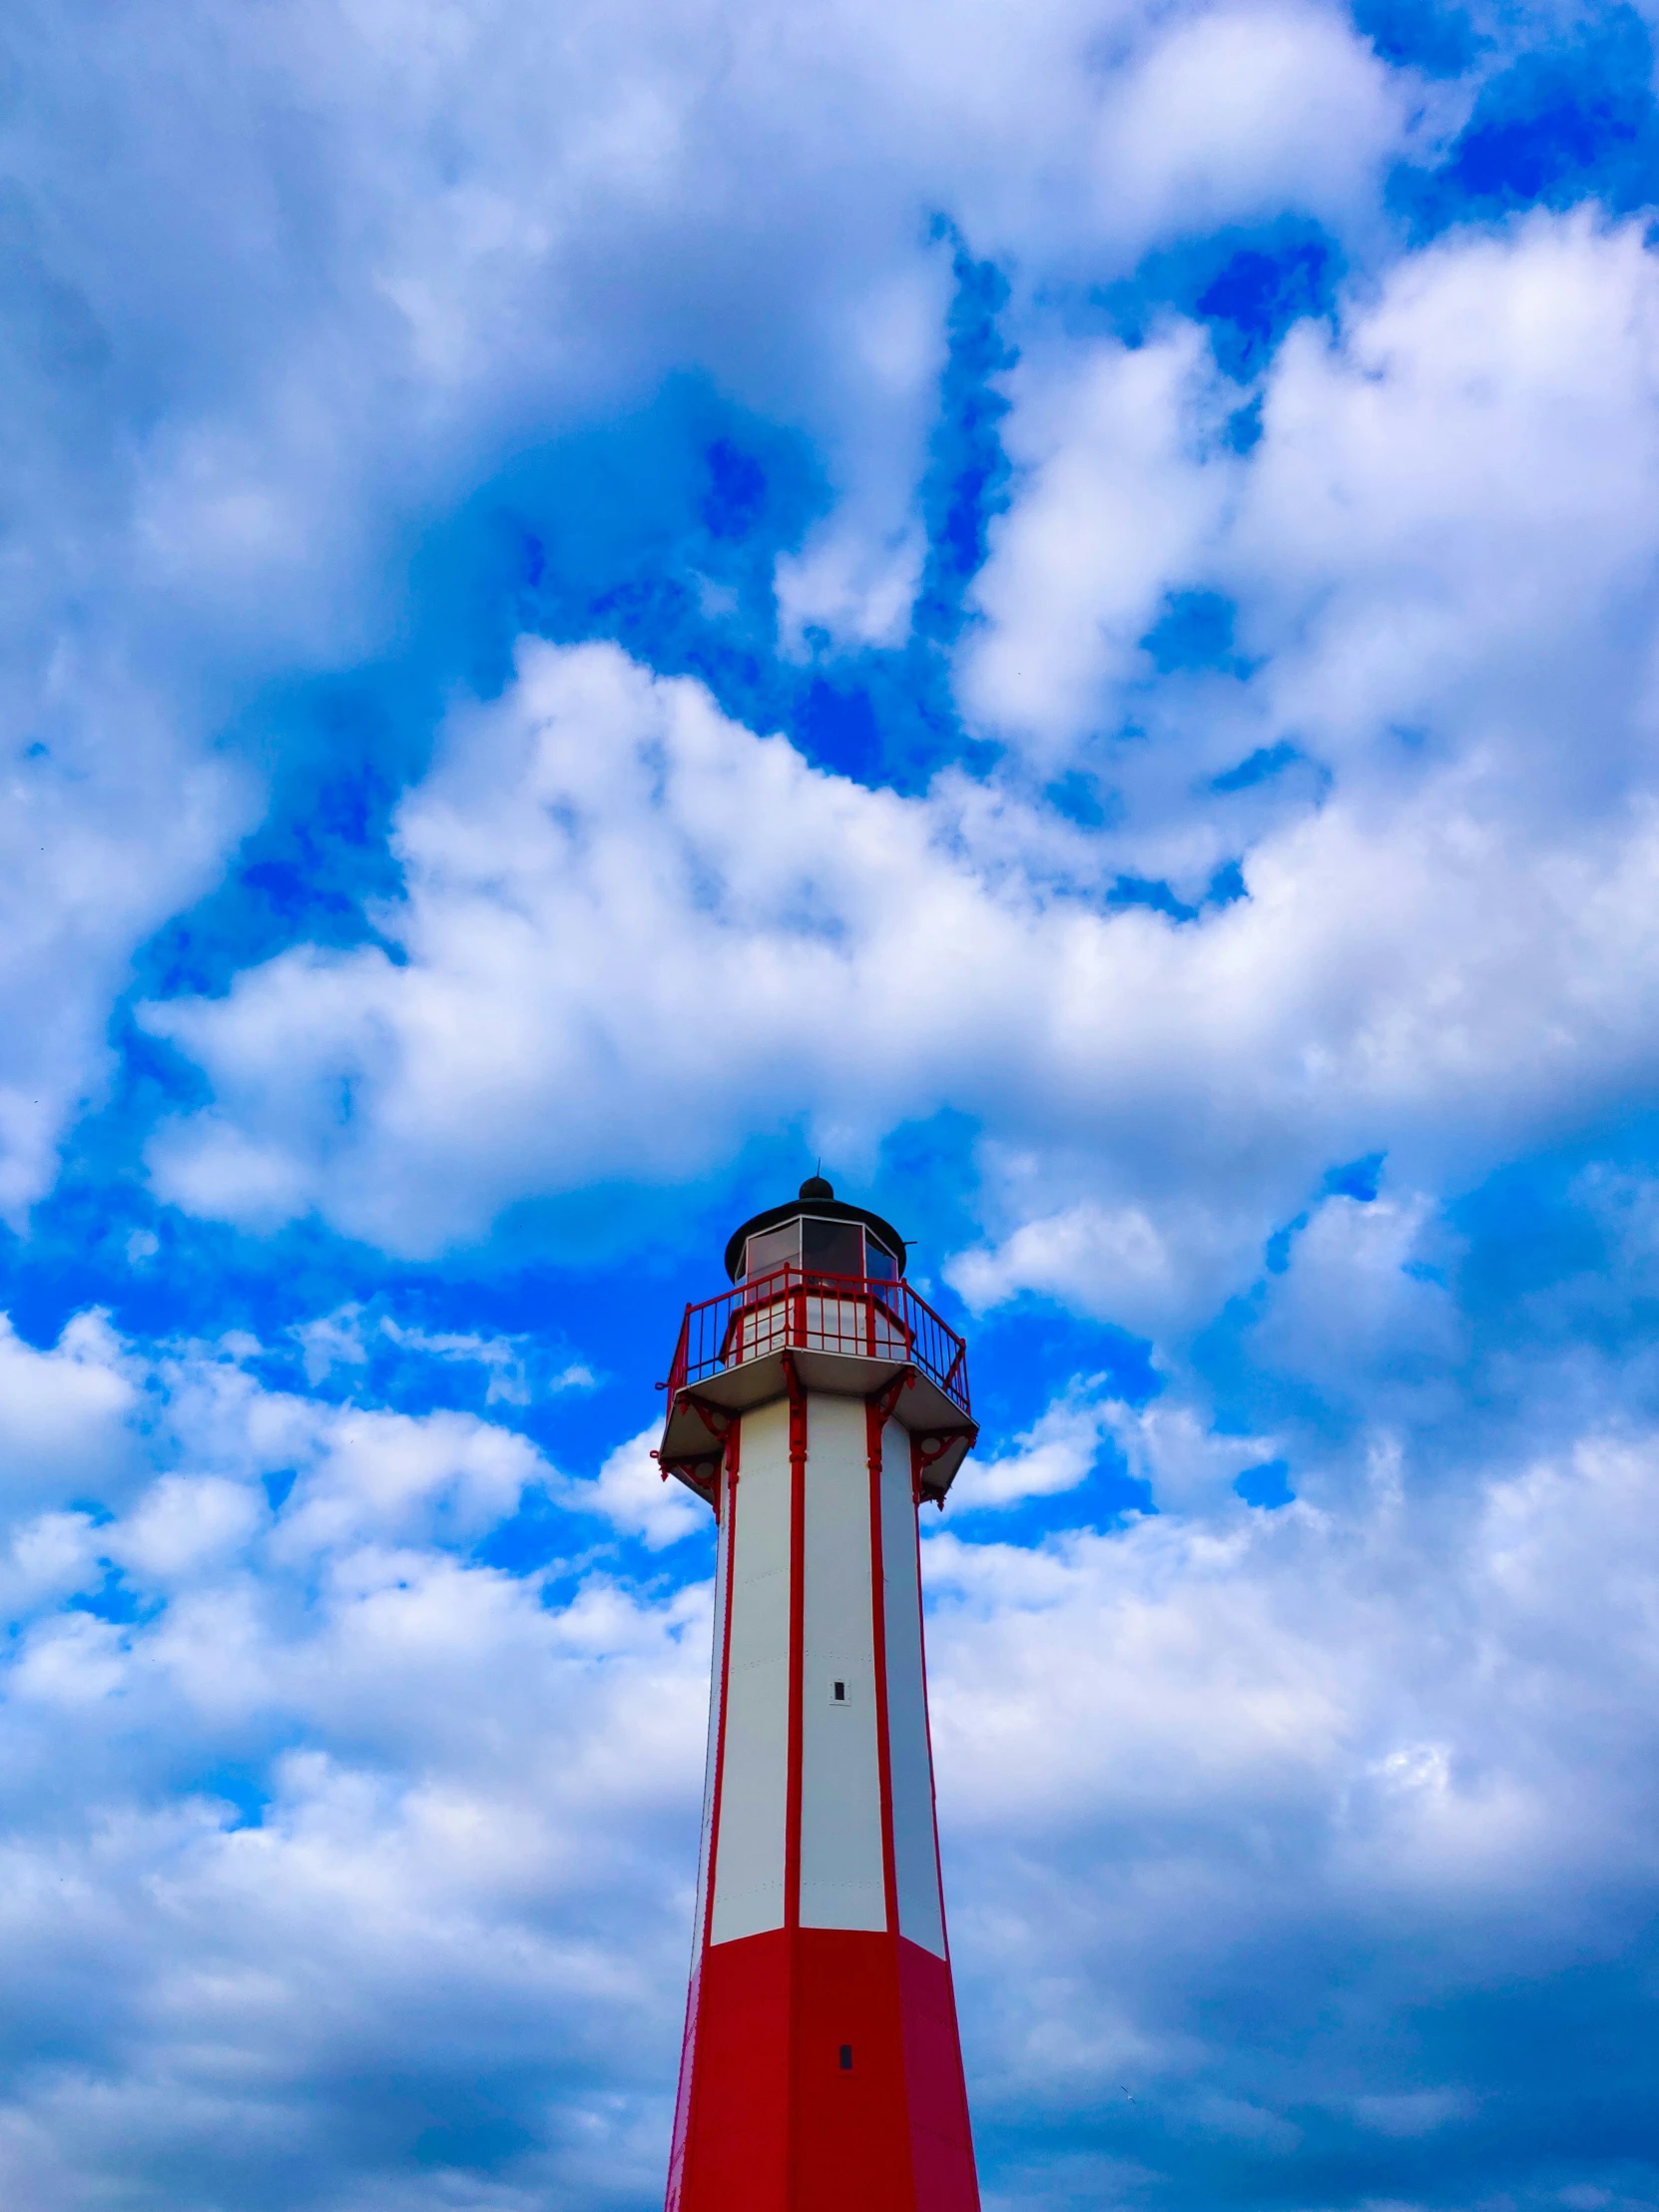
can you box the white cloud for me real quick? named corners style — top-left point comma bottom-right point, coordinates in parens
top-left (1247, 1189), bottom-right (1463, 1408)
top-left (949, 1371), bottom-right (1278, 1520)
top-left (12, 1611), bottom-right (130, 1708)
top-left (133, 540), bottom-right (1659, 1346)
top-left (776, 519), bottom-right (930, 655)
top-left (0, 1299), bottom-right (723, 2204)
top-left (109, 1474), bottom-right (267, 1582)
top-left (1230, 213), bottom-right (1659, 790)
top-left (0, 1296), bottom-right (1645, 2202)
top-left (0, 1313), bottom-right (139, 1516)
top-left (953, 1376), bottom-right (1121, 1509)
top-left (1103, 1396), bottom-right (1279, 1513)
top-left (560, 1425), bottom-right (709, 1550)
top-left (919, 1390), bottom-right (1659, 2170)
top-left (957, 323), bottom-right (1238, 760)
top-left (947, 1195), bottom-right (1252, 1335)
top-left (291, 1308), bottom-right (373, 1386)
top-left (61, 199), bottom-right (1659, 1341)
top-left (1086, 4), bottom-right (1407, 249)
top-left (0, 1511), bottom-right (102, 1620)
top-left (290, 1305), bottom-right (591, 1405)
top-left (0, 0), bottom-right (1426, 1221)
top-left (272, 1407), bottom-right (543, 1559)
top-left (961, 210), bottom-right (1659, 821)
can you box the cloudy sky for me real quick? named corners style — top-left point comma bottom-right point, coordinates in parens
top-left (2, 0), bottom-right (1659, 2205)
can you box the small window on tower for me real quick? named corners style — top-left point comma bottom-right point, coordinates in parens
top-left (832, 1680), bottom-right (846, 1703)
top-left (838, 2045), bottom-right (853, 2071)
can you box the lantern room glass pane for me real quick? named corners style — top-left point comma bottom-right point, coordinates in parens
top-left (865, 1236), bottom-right (898, 1281)
top-left (744, 1220), bottom-right (801, 1282)
top-left (801, 1217), bottom-right (864, 1281)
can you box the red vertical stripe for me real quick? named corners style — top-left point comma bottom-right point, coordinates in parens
top-left (704, 1424), bottom-right (741, 1956)
top-left (782, 1359), bottom-right (808, 1932)
top-left (782, 1359), bottom-right (809, 2206)
top-left (866, 1401), bottom-right (900, 1940)
top-left (908, 1432), bottom-right (952, 1964)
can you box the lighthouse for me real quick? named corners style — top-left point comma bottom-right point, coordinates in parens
top-left (657, 1178), bottom-right (981, 2212)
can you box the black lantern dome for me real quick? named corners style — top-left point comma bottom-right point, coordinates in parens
top-left (723, 1177), bottom-right (907, 1286)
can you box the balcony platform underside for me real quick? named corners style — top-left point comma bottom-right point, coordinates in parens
top-left (660, 1348), bottom-right (976, 1502)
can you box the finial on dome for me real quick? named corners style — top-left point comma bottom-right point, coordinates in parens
top-left (799, 1173), bottom-right (834, 1202)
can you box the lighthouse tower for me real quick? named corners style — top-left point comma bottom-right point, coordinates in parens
top-left (658, 1178), bottom-right (981, 2212)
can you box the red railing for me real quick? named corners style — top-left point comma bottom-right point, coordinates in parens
top-left (663, 1265), bottom-right (971, 1417)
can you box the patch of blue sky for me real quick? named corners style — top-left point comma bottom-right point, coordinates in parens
top-left (409, 2101), bottom-right (544, 2175)
top-left (1191, 234), bottom-right (1343, 384)
top-left (968, 1302), bottom-right (1160, 1434)
top-left (1391, 3), bottom-right (1659, 234)
top-left (261, 1468), bottom-right (297, 1515)
top-left (1234, 1456), bottom-right (1295, 1508)
top-left (844, 239), bottom-right (1021, 793)
top-left (1193, 1297), bottom-right (1309, 1436)
top-left (189, 1759), bottom-right (277, 1832)
top-left (1210, 740), bottom-right (1311, 795)
top-left (1041, 767), bottom-right (1116, 830)
top-left (1107, 859), bottom-right (1250, 922)
top-left (914, 232), bottom-right (1018, 646)
top-left (133, 703), bottom-right (427, 1010)
top-left (87, 386), bottom-right (804, 1044)
top-left (68, 1563), bottom-right (151, 1626)
top-left (1351, 0), bottom-right (1483, 77)
top-left (433, 241), bottom-right (1019, 800)
top-left (1448, 1114), bottom-right (1659, 1374)
top-left (1141, 589), bottom-right (1257, 681)
top-left (1088, 217), bottom-right (1345, 386)
top-left (1324, 1153), bottom-right (1385, 1204)
top-left (493, 381), bottom-right (816, 713)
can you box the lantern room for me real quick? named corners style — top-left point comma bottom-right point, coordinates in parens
top-left (657, 1177), bottom-right (976, 1511)
top-left (725, 1174), bottom-right (905, 1288)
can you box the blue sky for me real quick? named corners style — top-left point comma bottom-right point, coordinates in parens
top-left (2, 0), bottom-right (1659, 2205)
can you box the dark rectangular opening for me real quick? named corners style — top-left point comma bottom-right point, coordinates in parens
top-left (832, 1680), bottom-right (845, 1702)
top-left (802, 1216), bottom-right (865, 1283)
top-left (838, 2044), bottom-right (852, 2071)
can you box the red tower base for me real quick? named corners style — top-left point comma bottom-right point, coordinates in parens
top-left (667, 1928), bottom-right (979, 2211)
